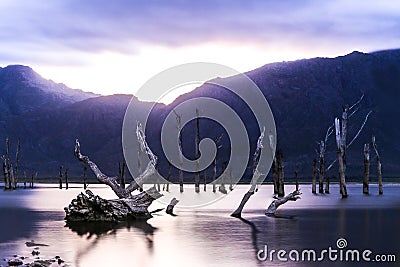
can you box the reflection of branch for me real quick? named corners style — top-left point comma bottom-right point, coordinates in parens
top-left (237, 217), bottom-right (260, 260)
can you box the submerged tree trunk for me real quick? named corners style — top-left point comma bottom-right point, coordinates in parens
top-left (363, 143), bottom-right (370, 194)
top-left (23, 171), bottom-right (27, 189)
top-left (166, 162), bottom-right (171, 192)
top-left (335, 108), bottom-right (348, 198)
top-left (231, 128), bottom-right (267, 218)
top-left (203, 172), bottom-right (207, 192)
top-left (212, 158), bottom-right (217, 193)
top-left (69, 123), bottom-right (163, 221)
top-left (312, 159), bottom-right (317, 194)
top-left (272, 159), bottom-right (278, 195)
top-left (14, 139), bottom-right (20, 189)
top-left (194, 108), bottom-right (200, 193)
top-left (119, 160), bottom-right (126, 189)
top-left (325, 176), bottom-right (330, 194)
top-left (219, 161), bottom-right (227, 194)
top-left (277, 149), bottom-right (285, 197)
top-left (65, 168), bottom-right (69, 190)
top-left (265, 190), bottom-right (301, 216)
top-left (83, 166), bottom-right (87, 190)
top-left (318, 141), bottom-right (325, 194)
top-left (59, 166), bottom-right (63, 189)
top-left (372, 136), bottom-right (383, 195)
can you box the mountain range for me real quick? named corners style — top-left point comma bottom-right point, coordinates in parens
top-left (1, 49), bottom-right (399, 182)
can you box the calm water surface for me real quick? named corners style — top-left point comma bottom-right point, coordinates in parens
top-left (0, 184), bottom-right (399, 266)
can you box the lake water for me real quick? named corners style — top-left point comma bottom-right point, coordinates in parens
top-left (0, 184), bottom-right (399, 266)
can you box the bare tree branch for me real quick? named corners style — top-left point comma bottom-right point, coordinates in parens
top-left (349, 94), bottom-right (364, 112)
top-left (74, 123), bottom-right (158, 199)
top-left (326, 110), bottom-right (372, 172)
top-left (347, 110), bottom-right (372, 147)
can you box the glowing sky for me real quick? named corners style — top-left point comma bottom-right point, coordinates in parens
top-left (1, 0), bottom-right (399, 102)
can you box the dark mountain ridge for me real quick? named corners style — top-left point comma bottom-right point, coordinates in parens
top-left (1, 49), bottom-right (399, 182)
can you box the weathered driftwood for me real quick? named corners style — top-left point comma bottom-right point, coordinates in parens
top-left (363, 143), bottom-right (370, 194)
top-left (372, 136), bottom-right (383, 195)
top-left (166, 197), bottom-right (179, 215)
top-left (312, 159), bottom-right (317, 194)
top-left (64, 189), bottom-right (161, 221)
top-left (231, 128), bottom-right (266, 218)
top-left (68, 123), bottom-right (162, 221)
top-left (265, 190), bottom-right (301, 216)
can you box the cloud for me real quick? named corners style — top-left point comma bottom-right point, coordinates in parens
top-left (1, 0), bottom-right (399, 59)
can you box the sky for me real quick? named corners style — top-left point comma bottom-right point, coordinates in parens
top-left (0, 0), bottom-right (399, 103)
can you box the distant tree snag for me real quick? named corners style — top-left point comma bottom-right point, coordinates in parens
top-left (65, 168), bottom-right (69, 190)
top-left (219, 161), bottom-right (228, 194)
top-left (212, 158), bottom-right (217, 193)
top-left (2, 138), bottom-right (19, 190)
top-left (231, 127), bottom-right (266, 218)
top-left (312, 159), bottom-right (317, 194)
top-left (119, 160), bottom-right (126, 189)
top-left (372, 136), bottom-right (383, 195)
top-left (83, 166), bottom-right (87, 190)
top-left (272, 159), bottom-right (278, 195)
top-left (325, 176), bottom-right (330, 194)
top-left (276, 149), bottom-right (285, 197)
top-left (335, 111), bottom-right (348, 198)
top-left (173, 110), bottom-right (184, 193)
top-left (194, 108), bottom-right (201, 193)
top-left (59, 166), bottom-right (63, 189)
top-left (318, 141), bottom-right (326, 194)
top-left (363, 143), bottom-right (370, 194)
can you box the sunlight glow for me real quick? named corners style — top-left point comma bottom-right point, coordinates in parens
top-left (32, 42), bottom-right (346, 104)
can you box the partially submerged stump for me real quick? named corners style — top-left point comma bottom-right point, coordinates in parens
top-left (64, 189), bottom-right (161, 221)
top-left (166, 197), bottom-right (179, 215)
top-left (66, 123), bottom-right (163, 222)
